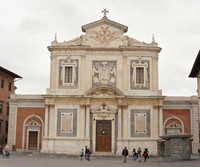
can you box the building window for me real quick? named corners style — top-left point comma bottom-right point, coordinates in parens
top-left (0, 103), bottom-right (3, 115)
top-left (131, 57), bottom-right (149, 88)
top-left (8, 82), bottom-right (12, 91)
top-left (5, 121), bottom-right (8, 134)
top-left (6, 103), bottom-right (9, 116)
top-left (61, 58), bottom-right (77, 87)
top-left (136, 67), bottom-right (144, 84)
top-left (0, 120), bottom-right (2, 131)
top-left (1, 79), bottom-right (4, 89)
top-left (65, 67), bottom-right (73, 83)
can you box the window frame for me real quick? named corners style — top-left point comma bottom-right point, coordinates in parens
top-left (1, 78), bottom-right (4, 89)
top-left (8, 81), bottom-right (12, 92)
top-left (0, 103), bottom-right (3, 115)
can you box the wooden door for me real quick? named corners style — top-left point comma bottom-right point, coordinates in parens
top-left (96, 120), bottom-right (111, 152)
top-left (28, 131), bottom-right (38, 150)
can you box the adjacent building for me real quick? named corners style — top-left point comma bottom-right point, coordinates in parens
top-left (7, 16), bottom-right (199, 154)
top-left (0, 66), bottom-right (22, 145)
top-left (189, 50), bottom-right (200, 143)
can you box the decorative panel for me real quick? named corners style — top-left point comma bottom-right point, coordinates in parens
top-left (57, 109), bottom-right (77, 137)
top-left (134, 113), bottom-right (147, 134)
top-left (131, 109), bottom-right (150, 137)
top-left (61, 113), bottom-right (73, 133)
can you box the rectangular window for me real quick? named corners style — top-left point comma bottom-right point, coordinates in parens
top-left (1, 79), bottom-right (4, 89)
top-left (0, 120), bottom-right (2, 131)
top-left (7, 103), bottom-right (9, 116)
top-left (65, 67), bottom-right (73, 83)
top-left (136, 67), bottom-right (144, 84)
top-left (8, 82), bottom-right (12, 91)
top-left (0, 104), bottom-right (3, 115)
top-left (5, 121), bottom-right (8, 134)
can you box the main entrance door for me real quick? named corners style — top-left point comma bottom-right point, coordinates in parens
top-left (96, 120), bottom-right (111, 152)
top-left (28, 131), bottom-right (38, 150)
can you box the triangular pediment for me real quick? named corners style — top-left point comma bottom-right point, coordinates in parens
top-left (49, 16), bottom-right (160, 50)
top-left (81, 16), bottom-right (128, 33)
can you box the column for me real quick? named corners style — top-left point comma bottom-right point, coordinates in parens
top-left (85, 105), bottom-right (90, 138)
top-left (118, 106), bottom-right (122, 139)
top-left (159, 106), bottom-right (163, 136)
top-left (7, 100), bottom-right (17, 148)
top-left (44, 105), bottom-right (49, 137)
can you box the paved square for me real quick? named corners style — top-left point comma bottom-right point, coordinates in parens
top-left (0, 154), bottom-right (199, 167)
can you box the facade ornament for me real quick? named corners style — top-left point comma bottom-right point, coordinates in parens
top-left (51, 33), bottom-right (58, 45)
top-left (151, 34), bottom-right (158, 46)
top-left (91, 103), bottom-right (117, 118)
top-left (102, 8), bottom-right (109, 16)
top-left (94, 26), bottom-right (115, 45)
top-left (93, 61), bottom-right (116, 85)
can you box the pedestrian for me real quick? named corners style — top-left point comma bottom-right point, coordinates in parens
top-left (132, 148), bottom-right (137, 161)
top-left (80, 149), bottom-right (84, 161)
top-left (137, 147), bottom-right (142, 162)
top-left (85, 146), bottom-right (89, 161)
top-left (143, 148), bottom-right (149, 162)
top-left (198, 145), bottom-right (200, 158)
top-left (88, 148), bottom-right (92, 161)
top-left (122, 147), bottom-right (129, 163)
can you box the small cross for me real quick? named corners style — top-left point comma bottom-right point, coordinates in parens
top-left (102, 102), bottom-right (106, 109)
top-left (102, 8), bottom-right (109, 16)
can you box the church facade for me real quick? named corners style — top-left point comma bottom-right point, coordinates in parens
top-left (7, 16), bottom-right (199, 155)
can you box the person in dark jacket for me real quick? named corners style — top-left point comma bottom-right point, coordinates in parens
top-left (122, 147), bottom-right (129, 163)
top-left (85, 146), bottom-right (89, 161)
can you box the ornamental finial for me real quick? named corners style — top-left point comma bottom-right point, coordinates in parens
top-left (102, 8), bottom-right (109, 16)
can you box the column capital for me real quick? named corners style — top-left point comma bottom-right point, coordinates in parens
top-left (45, 98), bottom-right (55, 107)
top-left (80, 98), bottom-right (91, 107)
top-left (117, 98), bottom-right (128, 108)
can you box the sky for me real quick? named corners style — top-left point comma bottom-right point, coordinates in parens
top-left (0, 0), bottom-right (199, 96)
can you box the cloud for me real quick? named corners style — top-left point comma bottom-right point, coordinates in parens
top-left (18, 16), bottom-right (48, 34)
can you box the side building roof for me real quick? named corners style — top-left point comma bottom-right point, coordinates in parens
top-left (189, 50), bottom-right (200, 78)
top-left (0, 66), bottom-right (22, 79)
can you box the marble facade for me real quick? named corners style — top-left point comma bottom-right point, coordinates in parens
top-left (7, 15), bottom-right (199, 155)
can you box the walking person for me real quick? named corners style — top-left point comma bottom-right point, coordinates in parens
top-left (85, 146), bottom-right (89, 161)
top-left (122, 147), bottom-right (129, 163)
top-left (132, 148), bottom-right (137, 161)
top-left (137, 147), bottom-right (142, 162)
top-left (80, 149), bottom-right (84, 161)
top-left (143, 148), bottom-right (149, 162)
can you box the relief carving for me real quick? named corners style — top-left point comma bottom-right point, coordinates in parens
top-left (93, 61), bottom-right (116, 86)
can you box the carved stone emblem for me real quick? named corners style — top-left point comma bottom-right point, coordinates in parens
top-left (93, 61), bottom-right (116, 85)
top-left (91, 103), bottom-right (117, 119)
top-left (95, 26), bottom-right (115, 45)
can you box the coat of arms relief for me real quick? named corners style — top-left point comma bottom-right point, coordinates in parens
top-left (92, 61), bottom-right (116, 86)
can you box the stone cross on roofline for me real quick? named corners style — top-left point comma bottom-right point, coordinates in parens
top-left (102, 8), bottom-right (109, 16)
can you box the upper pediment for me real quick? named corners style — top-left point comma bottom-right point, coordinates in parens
top-left (81, 16), bottom-right (128, 33)
top-left (49, 16), bottom-right (160, 49)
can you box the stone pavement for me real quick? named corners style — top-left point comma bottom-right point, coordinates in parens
top-left (0, 153), bottom-right (199, 167)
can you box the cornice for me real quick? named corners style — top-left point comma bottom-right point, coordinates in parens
top-left (47, 45), bottom-right (162, 53)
